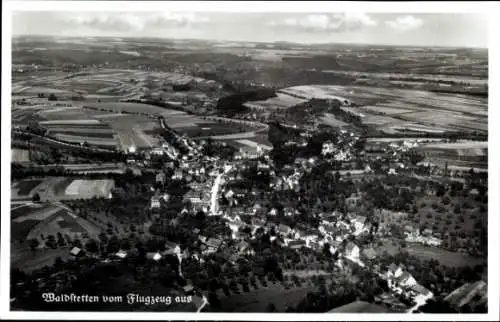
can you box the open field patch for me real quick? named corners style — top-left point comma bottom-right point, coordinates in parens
top-left (49, 130), bottom-right (115, 139)
top-left (236, 139), bottom-right (273, 151)
top-left (11, 247), bottom-right (72, 274)
top-left (243, 92), bottom-right (308, 110)
top-left (274, 84), bottom-right (487, 135)
top-left (14, 180), bottom-right (43, 196)
top-left (53, 133), bottom-right (118, 147)
top-left (39, 119), bottom-right (101, 125)
top-left (319, 113), bottom-right (349, 128)
top-left (378, 241), bottom-right (484, 267)
top-left (12, 205), bottom-right (61, 223)
top-left (219, 283), bottom-right (314, 312)
top-left (64, 179), bottom-right (115, 198)
top-left (11, 204), bottom-right (44, 219)
top-left (419, 141), bottom-right (487, 157)
top-left (12, 177), bottom-right (116, 201)
top-left (14, 86), bottom-right (75, 95)
top-left (11, 149), bottom-right (30, 163)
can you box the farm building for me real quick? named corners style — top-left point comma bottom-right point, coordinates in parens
top-left (70, 247), bottom-right (84, 257)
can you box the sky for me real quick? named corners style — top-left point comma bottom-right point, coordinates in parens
top-left (12, 11), bottom-right (489, 47)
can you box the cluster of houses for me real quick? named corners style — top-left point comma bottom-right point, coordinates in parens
top-left (383, 263), bottom-right (433, 303)
top-left (404, 226), bottom-right (443, 247)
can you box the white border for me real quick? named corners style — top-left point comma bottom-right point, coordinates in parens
top-left (2, 1), bottom-right (499, 321)
top-left (2, 0), bottom-right (499, 13)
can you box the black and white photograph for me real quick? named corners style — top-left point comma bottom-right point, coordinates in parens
top-left (1, 1), bottom-right (499, 320)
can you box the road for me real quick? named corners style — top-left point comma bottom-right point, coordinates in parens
top-left (209, 165), bottom-right (233, 216)
top-left (196, 295), bottom-right (209, 313)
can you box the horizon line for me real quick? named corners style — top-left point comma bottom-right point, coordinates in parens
top-left (11, 33), bottom-right (489, 50)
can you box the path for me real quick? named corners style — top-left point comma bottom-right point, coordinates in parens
top-left (196, 295), bottom-right (209, 313)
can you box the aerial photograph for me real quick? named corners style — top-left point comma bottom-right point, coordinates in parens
top-left (6, 5), bottom-right (490, 315)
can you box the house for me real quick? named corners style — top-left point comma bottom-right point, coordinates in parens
top-left (172, 169), bottom-right (183, 180)
top-left (468, 188), bottom-right (479, 196)
top-left (70, 246), bottom-right (83, 257)
top-left (409, 284), bottom-right (433, 298)
top-left (351, 215), bottom-right (367, 232)
top-left (386, 263), bottom-right (403, 279)
top-left (163, 242), bottom-right (181, 255)
top-left (277, 224), bottom-right (293, 236)
top-left (183, 284), bottom-right (195, 294)
top-left (361, 248), bottom-right (377, 261)
top-left (346, 193), bottom-right (362, 210)
top-left (345, 242), bottom-right (360, 259)
top-left (150, 196), bottom-right (161, 209)
top-left (227, 221), bottom-right (243, 234)
top-left (205, 238), bottom-right (223, 251)
top-left (115, 249), bottom-right (128, 259)
top-left (422, 228), bottom-right (433, 236)
top-left (396, 272), bottom-right (417, 288)
top-left (251, 217), bottom-right (266, 228)
top-left (268, 208), bottom-right (278, 216)
top-left (146, 252), bottom-right (162, 261)
top-left (289, 240), bottom-right (306, 250)
top-left (156, 172), bottom-right (167, 184)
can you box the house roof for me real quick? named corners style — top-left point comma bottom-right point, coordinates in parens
top-left (411, 284), bottom-right (432, 296)
top-left (70, 247), bottom-right (82, 256)
top-left (206, 238), bottom-right (222, 248)
top-left (398, 271), bottom-right (414, 282)
top-left (115, 250), bottom-right (127, 258)
top-left (278, 224), bottom-right (291, 232)
top-left (146, 252), bottom-right (162, 261)
top-left (345, 242), bottom-right (358, 252)
top-left (388, 263), bottom-right (398, 273)
top-left (289, 240), bottom-right (306, 248)
top-left (183, 284), bottom-right (194, 293)
top-left (361, 248), bottom-right (377, 260)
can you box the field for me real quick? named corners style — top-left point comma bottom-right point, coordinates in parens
top-left (11, 202), bottom-right (100, 243)
top-left (418, 141), bottom-right (487, 156)
top-left (218, 282), bottom-right (314, 312)
top-left (14, 179), bottom-right (43, 196)
top-left (64, 179), bottom-right (115, 198)
top-left (378, 240), bottom-right (484, 268)
top-left (274, 84), bottom-right (487, 135)
top-left (11, 247), bottom-right (72, 274)
top-left (11, 177), bottom-right (115, 201)
top-left (319, 113), bottom-right (349, 128)
top-left (243, 92), bottom-right (308, 110)
top-left (279, 85), bottom-right (351, 103)
top-left (417, 141), bottom-right (487, 169)
top-left (11, 149), bottom-right (30, 163)
top-left (328, 300), bottom-right (389, 313)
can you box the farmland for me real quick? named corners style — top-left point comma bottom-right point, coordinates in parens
top-left (218, 282), bottom-right (314, 312)
top-left (269, 84), bottom-right (487, 136)
top-left (11, 177), bottom-right (115, 201)
top-left (243, 92), bottom-right (308, 110)
top-left (378, 241), bottom-right (484, 268)
top-left (10, 202), bottom-right (101, 273)
top-left (11, 149), bottom-right (31, 163)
